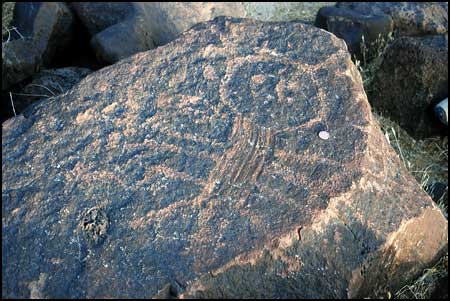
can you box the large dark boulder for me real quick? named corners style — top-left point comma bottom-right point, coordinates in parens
top-left (2, 17), bottom-right (447, 299)
top-left (371, 34), bottom-right (448, 138)
top-left (2, 2), bottom-right (75, 90)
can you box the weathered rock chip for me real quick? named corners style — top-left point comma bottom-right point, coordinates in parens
top-left (371, 34), bottom-right (448, 138)
top-left (2, 17), bottom-right (447, 299)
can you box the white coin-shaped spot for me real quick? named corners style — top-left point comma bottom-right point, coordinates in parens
top-left (318, 131), bottom-right (330, 140)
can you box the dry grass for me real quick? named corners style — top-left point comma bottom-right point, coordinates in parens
top-left (375, 113), bottom-right (448, 193)
top-left (2, 2), bottom-right (16, 41)
top-left (355, 33), bottom-right (394, 95)
top-left (375, 113), bottom-right (448, 299)
top-left (395, 254), bottom-right (448, 299)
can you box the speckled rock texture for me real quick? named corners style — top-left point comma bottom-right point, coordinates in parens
top-left (2, 17), bottom-right (448, 299)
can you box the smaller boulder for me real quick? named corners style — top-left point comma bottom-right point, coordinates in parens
top-left (316, 6), bottom-right (393, 59)
top-left (371, 34), bottom-right (448, 138)
top-left (2, 2), bottom-right (75, 90)
top-left (337, 2), bottom-right (448, 36)
top-left (316, 2), bottom-right (448, 60)
top-left (2, 39), bottom-right (41, 90)
top-left (71, 2), bottom-right (154, 64)
top-left (90, 18), bottom-right (154, 64)
top-left (70, 2), bottom-right (134, 36)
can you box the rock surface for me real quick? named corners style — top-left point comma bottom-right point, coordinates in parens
top-left (371, 34), bottom-right (448, 138)
top-left (2, 17), bottom-right (448, 299)
top-left (12, 67), bottom-right (92, 115)
top-left (2, 2), bottom-right (74, 90)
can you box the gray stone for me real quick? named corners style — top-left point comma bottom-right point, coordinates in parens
top-left (2, 39), bottom-right (41, 90)
top-left (71, 2), bottom-right (154, 65)
top-left (89, 18), bottom-right (153, 64)
top-left (2, 17), bottom-right (447, 299)
top-left (70, 2), bottom-right (134, 36)
top-left (2, 2), bottom-right (75, 90)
